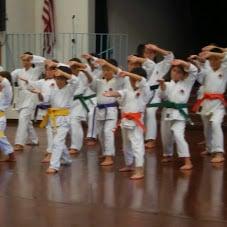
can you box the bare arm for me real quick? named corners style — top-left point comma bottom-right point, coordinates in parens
top-left (103, 90), bottom-right (121, 98)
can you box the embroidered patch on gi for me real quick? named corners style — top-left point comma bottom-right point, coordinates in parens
top-left (136, 92), bottom-right (140, 97)
top-left (180, 89), bottom-right (185, 94)
top-left (166, 114), bottom-right (170, 118)
top-left (218, 74), bottom-right (223, 78)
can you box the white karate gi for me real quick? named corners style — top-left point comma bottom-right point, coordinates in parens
top-left (196, 55), bottom-right (227, 153)
top-left (0, 78), bottom-right (14, 155)
top-left (118, 77), bottom-right (150, 167)
top-left (145, 52), bottom-right (174, 141)
top-left (160, 64), bottom-right (198, 157)
top-left (11, 55), bottom-right (45, 146)
top-left (28, 78), bottom-right (56, 153)
top-left (42, 76), bottom-right (79, 170)
top-left (90, 76), bottom-right (123, 156)
top-left (69, 72), bottom-right (87, 151)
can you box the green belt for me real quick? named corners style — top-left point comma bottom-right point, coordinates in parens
top-left (147, 100), bottom-right (192, 123)
top-left (73, 94), bottom-right (96, 112)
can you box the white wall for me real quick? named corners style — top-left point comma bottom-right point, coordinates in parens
top-left (6, 0), bottom-right (94, 33)
top-left (6, 0), bottom-right (35, 33)
top-left (34, 0), bottom-right (94, 33)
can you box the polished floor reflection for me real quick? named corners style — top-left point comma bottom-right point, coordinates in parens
top-left (0, 124), bottom-right (227, 227)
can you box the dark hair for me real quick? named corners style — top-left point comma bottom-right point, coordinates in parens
top-left (130, 67), bottom-right (147, 78)
top-left (0, 71), bottom-right (13, 85)
top-left (106, 58), bottom-right (118, 67)
top-left (69, 57), bottom-right (82, 63)
top-left (58, 66), bottom-right (72, 75)
top-left (210, 48), bottom-right (223, 53)
top-left (23, 51), bottom-right (33, 55)
top-left (136, 44), bottom-right (146, 57)
top-left (171, 65), bottom-right (187, 74)
top-left (90, 53), bottom-right (98, 58)
top-left (52, 59), bottom-right (59, 63)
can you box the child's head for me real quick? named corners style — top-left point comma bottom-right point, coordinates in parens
top-left (0, 71), bottom-right (12, 85)
top-left (69, 57), bottom-right (82, 75)
top-left (45, 59), bottom-right (59, 79)
top-left (21, 52), bottom-right (33, 69)
top-left (87, 53), bottom-right (98, 67)
top-left (127, 55), bottom-right (142, 72)
top-left (136, 44), bottom-right (146, 58)
top-left (54, 66), bottom-right (72, 88)
top-left (170, 65), bottom-right (187, 82)
top-left (136, 43), bottom-right (156, 60)
top-left (102, 59), bottom-right (118, 80)
top-left (208, 47), bottom-right (223, 71)
top-left (129, 67), bottom-right (147, 89)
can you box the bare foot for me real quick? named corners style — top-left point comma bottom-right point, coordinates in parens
top-left (130, 167), bottom-right (144, 180)
top-left (180, 164), bottom-right (193, 170)
top-left (46, 168), bottom-right (58, 174)
top-left (99, 155), bottom-right (105, 160)
top-left (145, 140), bottom-right (156, 149)
top-left (14, 144), bottom-right (24, 151)
top-left (0, 153), bottom-right (16, 162)
top-left (100, 156), bottom-right (114, 166)
top-left (41, 153), bottom-right (51, 163)
top-left (86, 138), bottom-right (97, 146)
top-left (201, 149), bottom-right (210, 156)
top-left (211, 153), bottom-right (225, 163)
top-left (161, 156), bottom-right (173, 163)
top-left (69, 149), bottom-right (79, 155)
top-left (119, 166), bottom-right (134, 172)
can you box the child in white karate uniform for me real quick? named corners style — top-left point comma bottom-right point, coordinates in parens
top-left (34, 65), bottom-right (79, 173)
top-left (157, 59), bottom-right (198, 170)
top-left (67, 58), bottom-right (94, 154)
top-left (90, 59), bottom-right (123, 166)
top-left (18, 61), bottom-right (57, 163)
top-left (127, 44), bottom-right (174, 149)
top-left (11, 53), bottom-right (45, 151)
top-left (192, 45), bottom-right (227, 163)
top-left (0, 71), bottom-right (16, 162)
top-left (104, 67), bottom-right (150, 179)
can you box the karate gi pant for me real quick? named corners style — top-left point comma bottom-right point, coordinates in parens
top-left (121, 126), bottom-right (145, 167)
top-left (201, 110), bottom-right (225, 153)
top-left (145, 107), bottom-right (158, 141)
top-left (15, 108), bottom-right (38, 145)
top-left (161, 119), bottom-right (190, 157)
top-left (0, 116), bottom-right (13, 155)
top-left (86, 104), bottom-right (97, 139)
top-left (46, 125), bottom-right (53, 153)
top-left (96, 119), bottom-right (117, 156)
top-left (69, 117), bottom-right (84, 151)
top-left (50, 122), bottom-right (72, 170)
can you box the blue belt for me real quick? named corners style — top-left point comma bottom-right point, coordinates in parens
top-left (36, 103), bottom-right (51, 110)
top-left (34, 103), bottom-right (51, 122)
top-left (97, 102), bottom-right (118, 109)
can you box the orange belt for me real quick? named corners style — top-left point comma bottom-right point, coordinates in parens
top-left (192, 93), bottom-right (226, 112)
top-left (121, 112), bottom-right (146, 131)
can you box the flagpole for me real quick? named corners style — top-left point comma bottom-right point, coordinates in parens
top-left (71, 14), bottom-right (76, 57)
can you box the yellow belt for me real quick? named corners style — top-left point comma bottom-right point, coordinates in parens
top-left (40, 108), bottom-right (70, 128)
top-left (0, 111), bottom-right (5, 137)
top-left (0, 111), bottom-right (5, 117)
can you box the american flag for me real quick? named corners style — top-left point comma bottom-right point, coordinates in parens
top-left (42, 0), bottom-right (55, 55)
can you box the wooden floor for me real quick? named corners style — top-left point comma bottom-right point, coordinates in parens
top-left (0, 123), bottom-right (227, 227)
